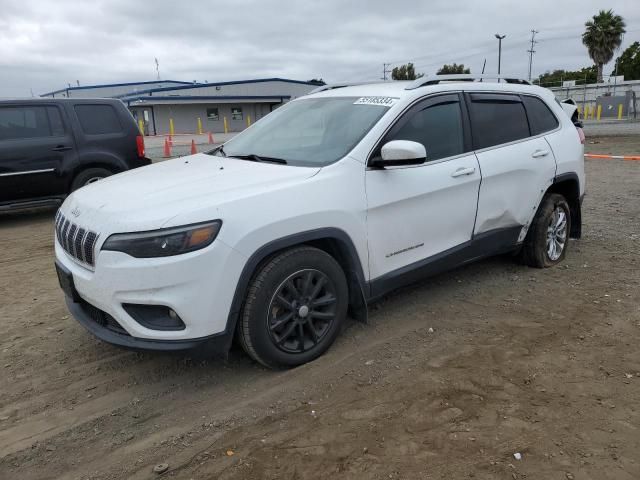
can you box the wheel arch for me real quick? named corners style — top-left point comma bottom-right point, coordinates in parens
top-left (548, 172), bottom-right (582, 239)
top-left (67, 154), bottom-right (127, 191)
top-left (225, 228), bottom-right (369, 347)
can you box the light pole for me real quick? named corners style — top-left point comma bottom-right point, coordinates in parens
top-left (495, 34), bottom-right (506, 75)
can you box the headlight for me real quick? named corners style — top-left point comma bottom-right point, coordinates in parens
top-left (102, 220), bottom-right (222, 258)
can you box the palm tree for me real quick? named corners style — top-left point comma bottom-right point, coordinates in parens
top-left (582, 9), bottom-right (626, 82)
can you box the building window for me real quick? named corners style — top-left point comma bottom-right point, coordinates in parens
top-left (231, 107), bottom-right (243, 120)
top-left (206, 107), bottom-right (219, 121)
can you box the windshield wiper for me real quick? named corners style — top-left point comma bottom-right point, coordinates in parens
top-left (232, 153), bottom-right (287, 164)
top-left (206, 145), bottom-right (227, 157)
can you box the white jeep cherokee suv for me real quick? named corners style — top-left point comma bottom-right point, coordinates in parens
top-left (54, 75), bottom-right (585, 368)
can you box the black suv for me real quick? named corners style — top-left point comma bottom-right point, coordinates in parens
top-left (0, 98), bottom-right (151, 211)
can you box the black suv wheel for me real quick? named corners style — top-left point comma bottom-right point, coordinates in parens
top-left (238, 246), bottom-right (348, 368)
top-left (70, 168), bottom-right (113, 192)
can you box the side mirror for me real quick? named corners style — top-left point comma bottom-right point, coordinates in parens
top-left (375, 140), bottom-right (426, 167)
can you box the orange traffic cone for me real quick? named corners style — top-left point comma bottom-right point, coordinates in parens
top-left (208, 132), bottom-right (214, 144)
top-left (190, 139), bottom-right (197, 155)
top-left (163, 138), bottom-right (171, 158)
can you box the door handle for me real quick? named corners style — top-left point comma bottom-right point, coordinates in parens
top-left (52, 145), bottom-right (72, 152)
top-left (451, 166), bottom-right (476, 178)
top-left (532, 149), bottom-right (550, 158)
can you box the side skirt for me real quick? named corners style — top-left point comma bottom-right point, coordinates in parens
top-left (367, 226), bottom-right (522, 301)
top-left (0, 196), bottom-right (64, 212)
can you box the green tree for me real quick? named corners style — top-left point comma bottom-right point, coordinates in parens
top-left (391, 63), bottom-right (424, 81)
top-left (437, 63), bottom-right (470, 75)
top-left (307, 78), bottom-right (326, 85)
top-left (582, 9), bottom-right (626, 82)
top-left (536, 67), bottom-right (597, 87)
top-left (613, 41), bottom-right (640, 80)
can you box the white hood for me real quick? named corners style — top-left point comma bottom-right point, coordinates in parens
top-left (63, 154), bottom-right (320, 233)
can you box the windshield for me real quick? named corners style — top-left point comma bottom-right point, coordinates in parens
top-left (211, 97), bottom-right (391, 166)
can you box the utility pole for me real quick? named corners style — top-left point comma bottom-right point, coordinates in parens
top-left (155, 58), bottom-right (160, 81)
top-left (382, 63), bottom-right (392, 81)
top-left (495, 34), bottom-right (506, 75)
top-left (527, 29), bottom-right (538, 82)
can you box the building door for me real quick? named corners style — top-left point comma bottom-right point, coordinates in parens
top-left (131, 108), bottom-right (155, 135)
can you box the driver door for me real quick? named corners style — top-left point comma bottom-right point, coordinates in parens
top-left (365, 93), bottom-right (481, 284)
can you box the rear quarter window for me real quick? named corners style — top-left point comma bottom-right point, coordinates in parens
top-left (74, 104), bottom-right (123, 135)
top-left (523, 95), bottom-right (559, 135)
top-left (468, 94), bottom-right (530, 150)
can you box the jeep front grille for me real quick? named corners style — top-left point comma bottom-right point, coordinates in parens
top-left (55, 210), bottom-right (99, 267)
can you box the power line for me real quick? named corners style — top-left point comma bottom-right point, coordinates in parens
top-left (527, 29), bottom-right (538, 81)
top-left (383, 32), bottom-right (531, 67)
top-left (341, 25), bottom-right (639, 83)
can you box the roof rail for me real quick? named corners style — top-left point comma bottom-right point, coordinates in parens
top-left (406, 74), bottom-right (531, 90)
top-left (308, 81), bottom-right (388, 94)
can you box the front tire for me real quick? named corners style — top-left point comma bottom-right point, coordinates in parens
top-left (521, 193), bottom-right (571, 268)
top-left (238, 246), bottom-right (349, 369)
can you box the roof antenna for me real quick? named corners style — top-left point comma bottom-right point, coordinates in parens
top-left (480, 58), bottom-right (486, 82)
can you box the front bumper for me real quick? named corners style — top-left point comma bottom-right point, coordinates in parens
top-left (55, 234), bottom-right (247, 346)
top-left (66, 296), bottom-right (232, 352)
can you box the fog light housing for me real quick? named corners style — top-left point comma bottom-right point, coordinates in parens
top-left (122, 304), bottom-right (186, 331)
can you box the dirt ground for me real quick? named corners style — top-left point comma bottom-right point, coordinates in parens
top-left (1, 136), bottom-right (639, 480)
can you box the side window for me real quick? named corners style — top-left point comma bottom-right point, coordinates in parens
top-left (468, 94), bottom-right (530, 149)
top-left (47, 106), bottom-right (66, 136)
top-left (206, 107), bottom-right (219, 121)
top-left (74, 104), bottom-right (123, 135)
top-left (0, 106), bottom-right (51, 140)
top-left (231, 107), bottom-right (243, 120)
top-left (388, 100), bottom-right (465, 161)
top-left (523, 96), bottom-right (559, 135)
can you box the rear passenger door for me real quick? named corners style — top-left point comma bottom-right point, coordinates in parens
top-left (0, 104), bottom-right (76, 203)
top-left (468, 93), bottom-right (558, 241)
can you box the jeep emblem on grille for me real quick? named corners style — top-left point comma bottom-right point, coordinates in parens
top-left (71, 207), bottom-right (81, 217)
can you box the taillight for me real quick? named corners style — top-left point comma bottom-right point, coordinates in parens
top-left (576, 127), bottom-right (585, 145)
top-left (136, 135), bottom-right (145, 158)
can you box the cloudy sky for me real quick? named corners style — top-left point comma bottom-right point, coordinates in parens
top-left (1, 0), bottom-right (638, 97)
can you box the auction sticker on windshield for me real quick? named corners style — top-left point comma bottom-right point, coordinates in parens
top-left (353, 97), bottom-right (398, 107)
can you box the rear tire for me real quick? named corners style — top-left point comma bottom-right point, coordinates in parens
top-left (238, 246), bottom-right (348, 369)
top-left (70, 168), bottom-right (113, 192)
top-left (521, 193), bottom-right (571, 268)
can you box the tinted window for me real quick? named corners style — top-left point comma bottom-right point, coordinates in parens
top-left (47, 106), bottom-right (66, 136)
top-left (0, 106), bottom-right (51, 140)
top-left (389, 100), bottom-right (464, 161)
top-left (74, 104), bottom-right (122, 135)
top-left (469, 95), bottom-right (530, 149)
top-left (523, 96), bottom-right (558, 135)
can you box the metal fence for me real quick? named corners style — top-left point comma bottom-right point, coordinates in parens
top-left (543, 78), bottom-right (639, 120)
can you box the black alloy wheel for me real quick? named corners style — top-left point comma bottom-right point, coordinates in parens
top-left (267, 268), bottom-right (338, 354)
